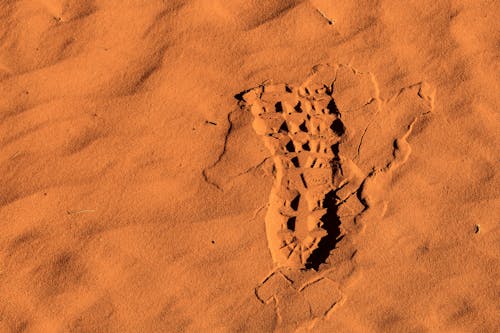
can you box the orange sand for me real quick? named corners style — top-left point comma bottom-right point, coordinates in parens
top-left (0, 1), bottom-right (498, 332)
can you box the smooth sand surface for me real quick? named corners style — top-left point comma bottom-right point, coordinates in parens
top-left (0, 1), bottom-right (498, 332)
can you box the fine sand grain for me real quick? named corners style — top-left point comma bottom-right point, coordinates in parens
top-left (0, 1), bottom-right (498, 332)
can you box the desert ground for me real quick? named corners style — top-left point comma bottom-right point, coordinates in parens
top-left (0, 0), bottom-right (499, 332)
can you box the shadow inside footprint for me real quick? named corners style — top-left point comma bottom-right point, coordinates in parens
top-left (305, 190), bottom-right (343, 270)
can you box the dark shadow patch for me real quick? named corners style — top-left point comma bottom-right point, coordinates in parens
top-left (330, 119), bottom-right (345, 136)
top-left (326, 99), bottom-right (340, 115)
top-left (279, 121), bottom-right (289, 133)
top-left (290, 195), bottom-right (300, 210)
top-left (275, 102), bottom-right (283, 113)
top-left (299, 121), bottom-right (308, 132)
top-left (305, 190), bottom-right (343, 270)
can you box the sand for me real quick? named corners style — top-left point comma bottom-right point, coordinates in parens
top-left (0, 1), bottom-right (498, 332)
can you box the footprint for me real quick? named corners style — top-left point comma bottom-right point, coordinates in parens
top-left (239, 64), bottom-right (433, 328)
top-left (237, 65), bottom-right (434, 331)
top-left (240, 64), bottom-right (433, 271)
top-left (241, 82), bottom-right (343, 270)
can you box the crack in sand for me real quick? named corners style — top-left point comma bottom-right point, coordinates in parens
top-left (201, 110), bottom-right (236, 191)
